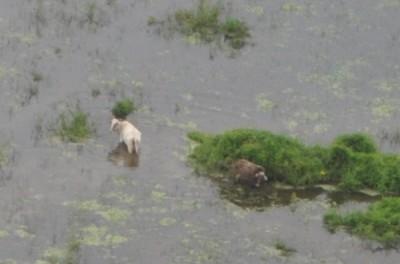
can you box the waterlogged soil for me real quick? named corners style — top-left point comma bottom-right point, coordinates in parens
top-left (0, 0), bottom-right (400, 263)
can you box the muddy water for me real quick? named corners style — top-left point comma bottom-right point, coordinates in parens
top-left (0, 0), bottom-right (399, 263)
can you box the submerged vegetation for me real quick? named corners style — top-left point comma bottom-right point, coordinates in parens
top-left (56, 109), bottom-right (94, 143)
top-left (149, 0), bottom-right (251, 50)
top-left (36, 236), bottom-right (81, 264)
top-left (112, 99), bottom-right (136, 119)
top-left (187, 129), bottom-right (400, 194)
top-left (324, 197), bottom-right (400, 247)
top-left (274, 240), bottom-right (297, 257)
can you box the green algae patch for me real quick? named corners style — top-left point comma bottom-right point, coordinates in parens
top-left (35, 237), bottom-right (80, 264)
top-left (187, 129), bottom-right (400, 195)
top-left (0, 229), bottom-right (9, 239)
top-left (159, 217), bottom-right (177, 227)
top-left (324, 197), bottom-right (400, 247)
top-left (67, 200), bottom-right (130, 224)
top-left (80, 225), bottom-right (128, 247)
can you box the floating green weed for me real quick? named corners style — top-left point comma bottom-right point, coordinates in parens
top-left (68, 200), bottom-right (130, 224)
top-left (112, 98), bottom-right (136, 119)
top-left (256, 94), bottom-right (275, 111)
top-left (324, 197), bottom-right (400, 247)
top-left (80, 225), bottom-right (128, 247)
top-left (56, 109), bottom-right (93, 143)
top-left (188, 129), bottom-right (400, 194)
top-left (36, 236), bottom-right (81, 264)
top-left (159, 217), bottom-right (177, 226)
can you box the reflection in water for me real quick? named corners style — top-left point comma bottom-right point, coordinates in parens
top-left (108, 143), bottom-right (139, 168)
top-left (206, 174), bottom-right (379, 210)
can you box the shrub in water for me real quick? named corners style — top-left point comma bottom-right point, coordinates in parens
top-left (57, 110), bottom-right (93, 143)
top-left (324, 197), bottom-right (400, 247)
top-left (175, 0), bottom-right (220, 43)
top-left (221, 18), bottom-right (250, 49)
top-left (112, 99), bottom-right (135, 119)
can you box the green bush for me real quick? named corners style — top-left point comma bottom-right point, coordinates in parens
top-left (187, 129), bottom-right (400, 194)
top-left (57, 110), bottom-right (93, 143)
top-left (112, 99), bottom-right (136, 119)
top-left (323, 198), bottom-right (400, 247)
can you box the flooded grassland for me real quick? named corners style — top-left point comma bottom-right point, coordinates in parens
top-left (0, 0), bottom-right (400, 263)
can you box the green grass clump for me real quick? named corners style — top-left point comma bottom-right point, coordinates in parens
top-left (56, 110), bottom-right (93, 143)
top-left (274, 240), bottom-right (297, 257)
top-left (324, 197), bottom-right (400, 247)
top-left (112, 99), bottom-right (136, 119)
top-left (153, 0), bottom-right (251, 50)
top-left (175, 0), bottom-right (220, 43)
top-left (221, 18), bottom-right (250, 49)
top-left (187, 129), bottom-right (400, 194)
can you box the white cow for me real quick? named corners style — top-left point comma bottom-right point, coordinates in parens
top-left (110, 118), bottom-right (141, 154)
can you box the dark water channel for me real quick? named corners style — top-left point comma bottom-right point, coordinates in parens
top-left (0, 0), bottom-right (400, 263)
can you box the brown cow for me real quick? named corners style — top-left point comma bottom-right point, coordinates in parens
top-left (230, 159), bottom-right (268, 187)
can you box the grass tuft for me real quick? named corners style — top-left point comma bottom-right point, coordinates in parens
top-left (56, 109), bottom-right (93, 143)
top-left (150, 0), bottom-right (251, 50)
top-left (324, 197), bottom-right (400, 247)
top-left (274, 240), bottom-right (296, 256)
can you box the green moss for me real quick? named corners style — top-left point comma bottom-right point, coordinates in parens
top-left (187, 129), bottom-right (400, 194)
top-left (324, 197), bottom-right (400, 247)
top-left (56, 110), bottom-right (93, 143)
top-left (112, 99), bottom-right (136, 119)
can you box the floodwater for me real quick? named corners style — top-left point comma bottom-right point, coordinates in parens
top-left (0, 0), bottom-right (399, 263)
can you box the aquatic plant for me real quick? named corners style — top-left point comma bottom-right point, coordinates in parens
top-left (36, 237), bottom-right (80, 264)
top-left (112, 99), bottom-right (136, 119)
top-left (187, 129), bottom-right (400, 194)
top-left (150, 0), bottom-right (251, 50)
top-left (324, 197), bottom-right (400, 247)
top-left (174, 0), bottom-right (221, 43)
top-left (274, 240), bottom-right (296, 256)
top-left (221, 18), bottom-right (250, 49)
top-left (56, 109), bottom-right (93, 143)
